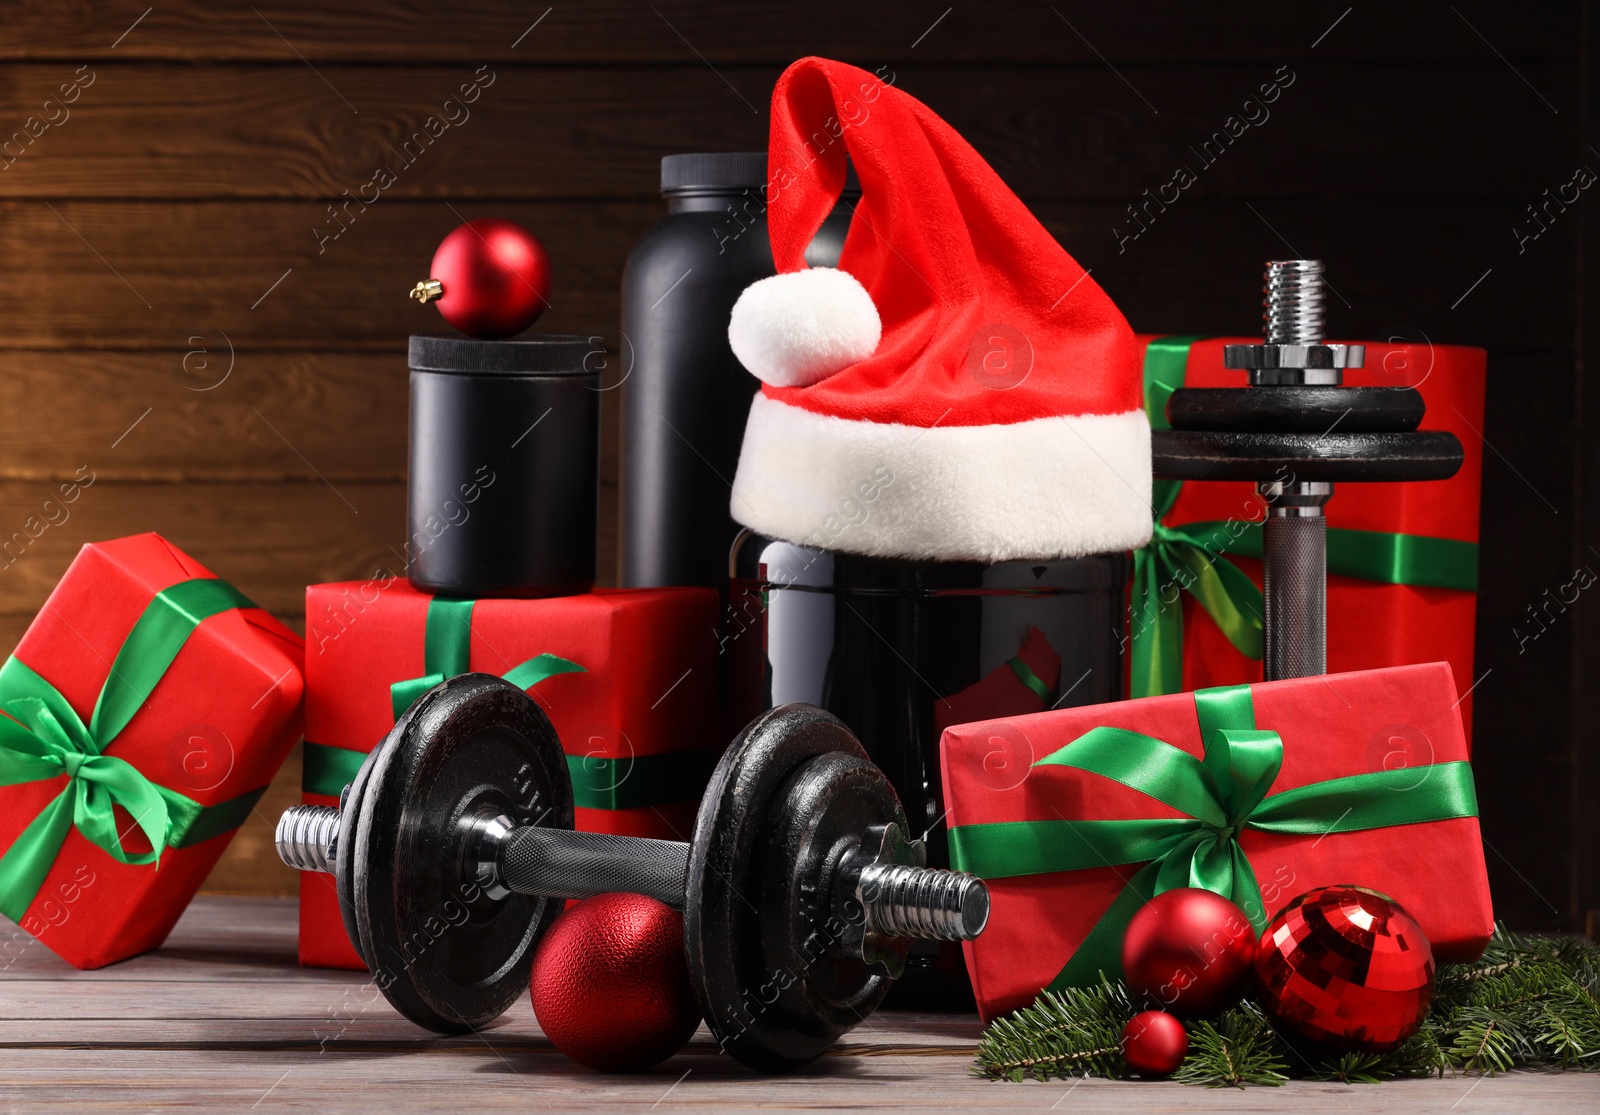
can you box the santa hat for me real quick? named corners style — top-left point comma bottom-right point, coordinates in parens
top-left (728, 57), bottom-right (1150, 562)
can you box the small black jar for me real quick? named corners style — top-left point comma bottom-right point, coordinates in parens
top-left (406, 334), bottom-right (600, 598)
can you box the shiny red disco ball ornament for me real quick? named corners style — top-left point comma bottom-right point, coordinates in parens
top-left (1254, 884), bottom-right (1435, 1054)
top-left (410, 217), bottom-right (552, 339)
top-left (1122, 887), bottom-right (1257, 1017)
top-left (1121, 1010), bottom-right (1189, 1079)
top-left (529, 893), bottom-right (701, 1072)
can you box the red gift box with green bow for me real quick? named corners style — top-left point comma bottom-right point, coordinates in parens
top-left (1132, 336), bottom-right (1485, 740)
top-left (942, 662), bottom-right (1493, 1022)
top-left (0, 534), bottom-right (304, 969)
top-left (298, 578), bottom-right (720, 969)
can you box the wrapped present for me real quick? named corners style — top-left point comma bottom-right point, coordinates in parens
top-left (942, 662), bottom-right (1492, 1021)
top-left (1132, 335), bottom-right (1486, 740)
top-left (0, 534), bottom-right (304, 969)
top-left (299, 578), bottom-right (720, 968)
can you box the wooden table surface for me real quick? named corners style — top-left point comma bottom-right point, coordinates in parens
top-left (0, 896), bottom-right (1594, 1113)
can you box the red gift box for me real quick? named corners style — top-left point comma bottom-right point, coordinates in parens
top-left (298, 577), bottom-right (720, 969)
top-left (0, 534), bottom-right (304, 969)
top-left (942, 662), bottom-right (1493, 1022)
top-left (1133, 336), bottom-right (1486, 740)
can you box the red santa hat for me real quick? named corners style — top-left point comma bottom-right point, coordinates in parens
top-left (728, 57), bottom-right (1150, 562)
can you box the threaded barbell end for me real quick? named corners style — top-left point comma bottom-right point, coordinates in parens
top-left (1264, 259), bottom-right (1324, 346)
top-left (276, 805), bottom-right (340, 874)
top-left (859, 864), bottom-right (990, 941)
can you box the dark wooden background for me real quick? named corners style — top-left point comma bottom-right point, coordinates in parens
top-left (0, 2), bottom-right (1592, 934)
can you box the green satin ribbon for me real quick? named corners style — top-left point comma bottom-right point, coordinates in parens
top-left (1131, 337), bottom-right (1481, 696)
top-left (387, 597), bottom-right (584, 721)
top-left (301, 741), bottom-right (368, 799)
top-left (1008, 656), bottom-right (1053, 706)
top-left (947, 682), bottom-right (1479, 990)
top-left (1221, 523), bottom-right (1478, 593)
top-left (1133, 337), bottom-right (1265, 697)
top-left (0, 578), bottom-right (264, 921)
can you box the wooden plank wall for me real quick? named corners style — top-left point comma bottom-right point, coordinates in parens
top-left (0, 2), bottom-right (1591, 932)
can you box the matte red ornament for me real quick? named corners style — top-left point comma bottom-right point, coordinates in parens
top-left (529, 892), bottom-right (701, 1072)
top-left (1254, 884), bottom-right (1434, 1054)
top-left (411, 218), bottom-right (551, 339)
top-left (1121, 1010), bottom-right (1189, 1079)
top-left (1121, 887), bottom-right (1257, 1017)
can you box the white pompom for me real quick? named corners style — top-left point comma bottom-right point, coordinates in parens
top-left (727, 268), bottom-right (882, 388)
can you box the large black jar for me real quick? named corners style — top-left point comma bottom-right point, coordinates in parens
top-left (619, 152), bottom-right (854, 595)
top-left (727, 533), bottom-right (1130, 998)
top-left (728, 534), bottom-right (1130, 862)
top-left (407, 334), bottom-right (600, 598)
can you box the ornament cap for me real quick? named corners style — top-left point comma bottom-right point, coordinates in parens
top-left (410, 278), bottom-right (444, 304)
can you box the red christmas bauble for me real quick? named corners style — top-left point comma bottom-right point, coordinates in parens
top-left (1254, 884), bottom-right (1434, 1054)
top-left (529, 892), bottom-right (701, 1072)
top-left (1121, 1010), bottom-right (1189, 1079)
top-left (1122, 887), bottom-right (1257, 1017)
top-left (416, 218), bottom-right (551, 339)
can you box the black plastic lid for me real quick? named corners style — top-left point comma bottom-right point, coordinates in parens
top-left (408, 334), bottom-right (601, 376)
top-left (661, 152), bottom-right (768, 196)
top-left (660, 152), bottom-right (862, 198)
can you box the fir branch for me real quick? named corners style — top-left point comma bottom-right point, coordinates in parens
top-left (1170, 1006), bottom-right (1288, 1088)
top-left (971, 978), bottom-right (1134, 1082)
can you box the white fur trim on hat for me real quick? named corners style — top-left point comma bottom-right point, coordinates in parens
top-left (728, 268), bottom-right (882, 388)
top-left (730, 393), bottom-right (1153, 562)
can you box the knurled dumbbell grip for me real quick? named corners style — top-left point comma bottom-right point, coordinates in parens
top-left (499, 826), bottom-right (690, 908)
top-left (1262, 514), bottom-right (1327, 680)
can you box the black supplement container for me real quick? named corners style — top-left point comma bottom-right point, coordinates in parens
top-left (726, 532), bottom-right (1131, 1004)
top-left (619, 152), bottom-right (856, 596)
top-left (727, 535), bottom-right (1130, 867)
top-left (407, 334), bottom-right (600, 598)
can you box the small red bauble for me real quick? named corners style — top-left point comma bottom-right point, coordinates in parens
top-left (1122, 887), bottom-right (1257, 1017)
top-left (1121, 1010), bottom-right (1188, 1079)
top-left (529, 892), bottom-right (701, 1072)
top-left (412, 218), bottom-right (551, 339)
top-left (1254, 884), bottom-right (1434, 1054)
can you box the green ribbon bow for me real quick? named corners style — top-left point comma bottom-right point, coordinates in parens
top-left (0, 578), bottom-right (267, 921)
top-left (305, 596), bottom-right (586, 799)
top-left (384, 598), bottom-right (583, 722)
top-left (1131, 337), bottom-right (1481, 698)
top-left (947, 683), bottom-right (1479, 991)
top-left (304, 597), bottom-right (720, 812)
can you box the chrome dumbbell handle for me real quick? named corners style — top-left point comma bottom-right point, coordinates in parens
top-left (278, 804), bottom-right (690, 907)
top-left (1262, 511), bottom-right (1328, 679)
top-left (278, 803), bottom-right (988, 945)
top-left (498, 825), bottom-right (689, 907)
top-left (1223, 259), bottom-right (1354, 681)
top-left (1259, 260), bottom-right (1331, 681)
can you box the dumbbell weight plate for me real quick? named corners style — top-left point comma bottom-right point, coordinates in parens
top-left (350, 673), bottom-right (574, 1033)
top-left (1151, 429), bottom-right (1465, 482)
top-left (686, 704), bottom-right (894, 1072)
top-left (760, 749), bottom-right (910, 1060)
top-left (1165, 386), bottom-right (1425, 433)
top-left (334, 743), bottom-right (380, 973)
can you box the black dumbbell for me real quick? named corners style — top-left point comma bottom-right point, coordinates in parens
top-left (276, 673), bottom-right (989, 1072)
top-left (1152, 259), bottom-right (1464, 679)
